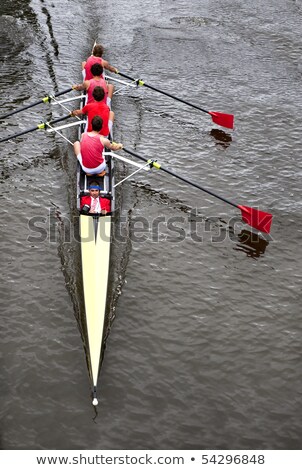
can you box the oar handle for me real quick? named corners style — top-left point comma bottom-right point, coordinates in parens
top-left (123, 147), bottom-right (238, 210)
top-left (0, 87), bottom-right (73, 120)
top-left (0, 115), bottom-right (71, 143)
top-left (116, 71), bottom-right (209, 115)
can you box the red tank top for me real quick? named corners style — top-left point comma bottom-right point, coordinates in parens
top-left (81, 101), bottom-right (110, 135)
top-left (84, 56), bottom-right (104, 80)
top-left (80, 133), bottom-right (104, 168)
top-left (87, 77), bottom-right (108, 104)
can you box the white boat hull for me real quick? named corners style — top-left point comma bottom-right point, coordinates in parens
top-left (80, 214), bottom-right (112, 392)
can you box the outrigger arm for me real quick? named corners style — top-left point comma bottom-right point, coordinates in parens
top-left (45, 120), bottom-right (86, 146)
top-left (114, 162), bottom-right (151, 187)
top-left (49, 96), bottom-right (84, 117)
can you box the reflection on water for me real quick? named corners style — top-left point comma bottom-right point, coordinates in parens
top-left (210, 128), bottom-right (232, 148)
top-left (234, 229), bottom-right (269, 258)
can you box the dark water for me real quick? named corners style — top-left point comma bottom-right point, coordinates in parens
top-left (1, 0), bottom-right (302, 450)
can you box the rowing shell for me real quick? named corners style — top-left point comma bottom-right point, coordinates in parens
top-left (80, 214), bottom-right (111, 405)
top-left (73, 56), bottom-right (150, 405)
top-left (77, 58), bottom-right (116, 406)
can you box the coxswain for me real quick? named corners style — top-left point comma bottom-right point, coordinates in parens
top-left (80, 181), bottom-right (111, 214)
top-left (73, 115), bottom-right (122, 176)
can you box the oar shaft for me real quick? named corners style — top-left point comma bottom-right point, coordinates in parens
top-left (117, 72), bottom-right (209, 115)
top-left (0, 115), bottom-right (71, 143)
top-left (117, 71), bottom-right (138, 82)
top-left (123, 147), bottom-right (238, 209)
top-left (159, 165), bottom-right (237, 209)
top-left (145, 83), bottom-right (209, 115)
top-left (0, 125), bottom-right (41, 142)
top-left (1, 103), bottom-right (42, 120)
top-left (122, 147), bottom-right (272, 233)
top-left (0, 87), bottom-right (73, 120)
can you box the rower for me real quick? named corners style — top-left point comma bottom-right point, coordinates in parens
top-left (73, 115), bottom-right (122, 176)
top-left (73, 63), bottom-right (114, 108)
top-left (80, 181), bottom-right (111, 215)
top-left (82, 43), bottom-right (117, 80)
top-left (71, 86), bottom-right (114, 136)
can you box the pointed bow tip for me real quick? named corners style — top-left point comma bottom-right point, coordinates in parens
top-left (92, 397), bottom-right (99, 406)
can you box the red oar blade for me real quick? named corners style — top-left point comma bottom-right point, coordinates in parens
top-left (209, 111), bottom-right (234, 130)
top-left (238, 205), bottom-right (273, 234)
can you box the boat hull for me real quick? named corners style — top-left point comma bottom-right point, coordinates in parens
top-left (76, 61), bottom-right (115, 404)
top-left (80, 214), bottom-right (112, 388)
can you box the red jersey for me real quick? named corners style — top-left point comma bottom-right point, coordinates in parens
top-left (87, 77), bottom-right (108, 104)
top-left (81, 101), bottom-right (110, 135)
top-left (80, 133), bottom-right (104, 168)
top-left (80, 195), bottom-right (111, 212)
top-left (84, 56), bottom-right (104, 80)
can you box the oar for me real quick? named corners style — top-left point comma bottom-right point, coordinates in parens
top-left (122, 148), bottom-right (273, 234)
top-left (0, 88), bottom-right (73, 120)
top-left (0, 115), bottom-right (71, 143)
top-left (116, 71), bottom-right (234, 130)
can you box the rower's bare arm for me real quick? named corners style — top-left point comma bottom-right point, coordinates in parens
top-left (72, 81), bottom-right (88, 91)
top-left (103, 59), bottom-right (118, 74)
top-left (102, 136), bottom-right (122, 150)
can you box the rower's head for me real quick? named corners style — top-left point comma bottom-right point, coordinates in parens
top-left (91, 115), bottom-right (103, 132)
top-left (89, 182), bottom-right (100, 198)
top-left (92, 86), bottom-right (105, 102)
top-left (90, 63), bottom-right (103, 77)
top-left (93, 44), bottom-right (104, 57)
